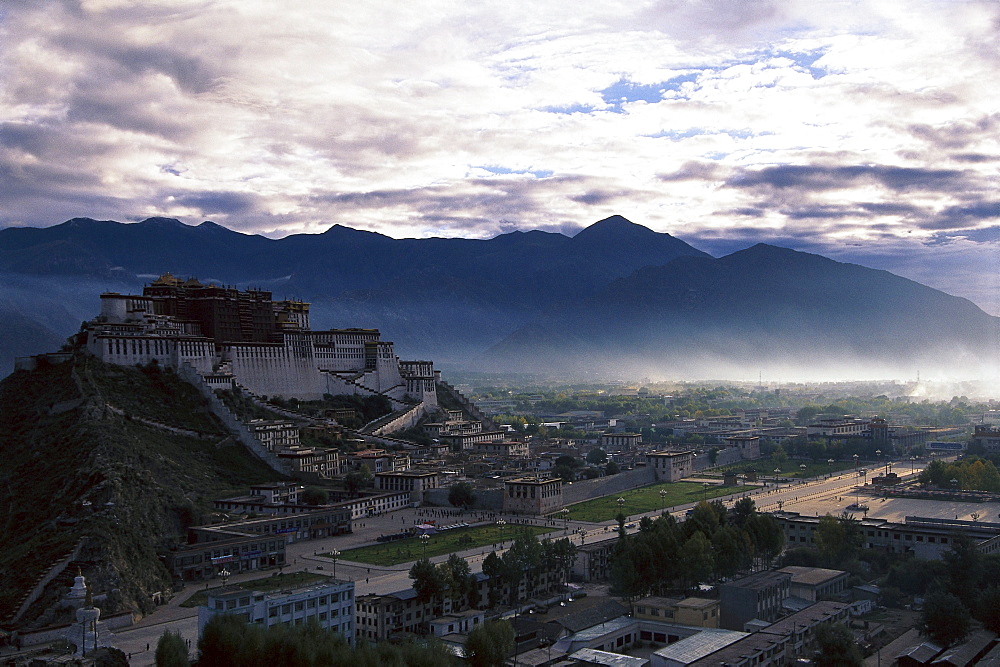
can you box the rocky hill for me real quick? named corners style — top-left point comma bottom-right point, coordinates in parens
top-left (0, 355), bottom-right (279, 629)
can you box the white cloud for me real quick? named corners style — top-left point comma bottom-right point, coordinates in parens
top-left (0, 0), bottom-right (998, 310)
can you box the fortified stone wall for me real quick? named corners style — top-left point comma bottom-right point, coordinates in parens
top-left (423, 487), bottom-right (503, 510)
top-left (562, 466), bottom-right (657, 506)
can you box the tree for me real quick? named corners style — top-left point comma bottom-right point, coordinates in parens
top-left (587, 448), bottom-right (608, 465)
top-left (922, 589), bottom-right (972, 646)
top-left (814, 513), bottom-right (861, 568)
top-left (443, 553), bottom-right (476, 607)
top-left (678, 531), bottom-right (714, 587)
top-left (156, 630), bottom-right (190, 667)
top-left (813, 622), bottom-right (863, 666)
top-left (448, 481), bottom-right (476, 509)
top-left (344, 471), bottom-right (364, 497)
top-left (976, 586), bottom-right (1000, 634)
top-left (301, 487), bottom-right (328, 506)
top-left (409, 558), bottom-right (445, 607)
top-left (197, 614), bottom-right (248, 667)
top-left (605, 461), bottom-right (620, 475)
top-left (942, 534), bottom-right (983, 609)
top-left (730, 497), bottom-right (756, 529)
top-left (771, 444), bottom-right (788, 467)
top-left (465, 620), bottom-right (514, 667)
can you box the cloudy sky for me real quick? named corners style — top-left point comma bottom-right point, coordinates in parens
top-left (2, 0), bottom-right (999, 311)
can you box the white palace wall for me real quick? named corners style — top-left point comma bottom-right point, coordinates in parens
top-left (87, 335), bottom-right (215, 375)
top-left (224, 342), bottom-right (326, 401)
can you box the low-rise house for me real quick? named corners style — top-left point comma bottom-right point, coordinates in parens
top-left (776, 566), bottom-right (849, 602)
top-left (633, 597), bottom-right (720, 628)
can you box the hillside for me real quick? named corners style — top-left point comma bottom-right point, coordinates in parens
top-left (0, 355), bottom-right (280, 628)
top-left (486, 244), bottom-right (1000, 378)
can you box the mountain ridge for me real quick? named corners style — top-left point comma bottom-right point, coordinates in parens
top-left (1, 215), bottom-right (996, 379)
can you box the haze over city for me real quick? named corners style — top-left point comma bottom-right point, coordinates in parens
top-left (1, 0), bottom-right (999, 314)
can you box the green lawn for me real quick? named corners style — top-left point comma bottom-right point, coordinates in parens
top-left (705, 459), bottom-right (861, 479)
top-left (332, 524), bottom-right (552, 566)
top-left (180, 571), bottom-right (330, 608)
top-left (562, 481), bottom-right (755, 523)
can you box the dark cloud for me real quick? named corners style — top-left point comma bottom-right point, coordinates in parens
top-left (727, 164), bottom-right (969, 192)
top-left (727, 207), bottom-right (765, 217)
top-left (951, 153), bottom-right (997, 163)
top-left (907, 114), bottom-right (1000, 150)
top-left (657, 161), bottom-right (720, 182)
top-left (569, 190), bottom-right (627, 205)
top-left (170, 191), bottom-right (258, 216)
top-left (937, 201), bottom-right (1000, 226)
top-left (65, 85), bottom-right (194, 140)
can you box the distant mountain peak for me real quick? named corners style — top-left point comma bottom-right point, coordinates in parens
top-left (138, 217), bottom-right (187, 228)
top-left (574, 215), bottom-right (645, 238)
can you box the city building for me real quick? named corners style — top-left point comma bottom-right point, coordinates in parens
top-left (470, 440), bottom-right (530, 459)
top-left (503, 476), bottom-right (563, 515)
top-left (374, 470), bottom-right (441, 503)
top-left (647, 451), bottom-right (694, 482)
top-left (971, 425), bottom-right (1000, 453)
top-left (723, 435), bottom-right (760, 460)
top-left (776, 566), bottom-right (849, 602)
top-left (248, 420), bottom-right (300, 451)
top-left (198, 580), bottom-right (355, 646)
top-left (161, 531), bottom-right (287, 582)
top-left (439, 431), bottom-right (507, 451)
top-left (773, 511), bottom-right (1000, 559)
top-left (601, 433), bottom-right (642, 451)
top-left (276, 446), bottom-right (341, 477)
top-left (633, 597), bottom-right (720, 628)
top-left (719, 571), bottom-right (791, 631)
top-left (572, 542), bottom-right (616, 583)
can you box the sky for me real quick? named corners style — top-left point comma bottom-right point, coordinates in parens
top-left (1, 0), bottom-right (999, 312)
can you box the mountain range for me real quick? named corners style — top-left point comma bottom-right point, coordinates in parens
top-left (1, 215), bottom-right (996, 379)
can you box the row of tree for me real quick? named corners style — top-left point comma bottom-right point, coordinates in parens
top-left (480, 531), bottom-right (577, 607)
top-left (163, 615), bottom-right (455, 667)
top-left (918, 456), bottom-right (1000, 492)
top-left (610, 498), bottom-right (784, 600)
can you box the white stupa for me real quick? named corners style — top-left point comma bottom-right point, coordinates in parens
top-left (64, 568), bottom-right (89, 607)
top-left (64, 575), bottom-right (112, 656)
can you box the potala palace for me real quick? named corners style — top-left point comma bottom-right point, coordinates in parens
top-left (80, 273), bottom-right (439, 414)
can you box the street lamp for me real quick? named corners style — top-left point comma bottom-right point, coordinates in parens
top-left (617, 497), bottom-right (626, 514)
top-left (659, 488), bottom-right (668, 515)
top-left (578, 527), bottom-right (587, 545)
top-left (560, 507), bottom-right (570, 533)
top-left (853, 453), bottom-right (859, 469)
top-left (827, 459), bottom-right (834, 477)
top-left (951, 478), bottom-right (960, 492)
top-left (910, 456), bottom-right (916, 474)
top-left (220, 567), bottom-right (230, 587)
top-left (702, 482), bottom-right (710, 501)
top-left (496, 518), bottom-right (506, 545)
top-left (420, 533), bottom-right (430, 557)
top-left (329, 549), bottom-right (340, 579)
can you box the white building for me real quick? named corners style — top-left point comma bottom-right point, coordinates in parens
top-left (198, 580), bottom-right (355, 646)
top-left (81, 282), bottom-right (441, 429)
